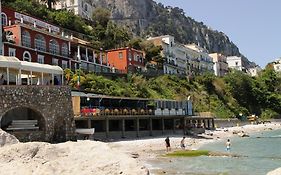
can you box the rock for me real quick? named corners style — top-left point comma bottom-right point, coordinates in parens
top-left (131, 153), bottom-right (140, 158)
top-left (267, 167), bottom-right (281, 175)
top-left (238, 132), bottom-right (249, 137)
top-left (0, 129), bottom-right (19, 147)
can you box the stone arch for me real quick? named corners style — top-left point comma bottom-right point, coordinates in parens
top-left (0, 106), bottom-right (46, 141)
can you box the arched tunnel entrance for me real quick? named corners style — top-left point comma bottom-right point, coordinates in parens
top-left (0, 107), bottom-right (46, 142)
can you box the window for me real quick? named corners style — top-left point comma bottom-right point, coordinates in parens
top-left (23, 51), bottom-right (31, 62)
top-left (22, 30), bottom-right (31, 47)
top-left (37, 55), bottom-right (44, 64)
top-left (1, 13), bottom-right (7, 26)
top-left (134, 54), bottom-right (139, 61)
top-left (52, 58), bottom-right (59, 65)
top-left (84, 4), bottom-right (88, 11)
top-left (49, 39), bottom-right (59, 55)
top-left (8, 48), bottom-right (16, 57)
top-left (62, 60), bottom-right (68, 69)
top-left (235, 61), bottom-right (239, 66)
top-left (34, 34), bottom-right (46, 51)
top-left (128, 51), bottom-right (132, 61)
top-left (118, 52), bottom-right (123, 59)
top-left (61, 43), bottom-right (68, 57)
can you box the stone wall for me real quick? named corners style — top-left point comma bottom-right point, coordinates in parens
top-left (0, 85), bottom-right (76, 143)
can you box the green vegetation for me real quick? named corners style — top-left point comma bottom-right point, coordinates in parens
top-left (166, 150), bottom-right (209, 157)
top-left (3, 0), bottom-right (280, 119)
top-left (65, 67), bottom-right (281, 119)
top-left (3, 0), bottom-right (131, 50)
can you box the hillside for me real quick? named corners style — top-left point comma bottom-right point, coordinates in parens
top-left (90, 0), bottom-right (240, 57)
top-left (67, 68), bottom-right (281, 119)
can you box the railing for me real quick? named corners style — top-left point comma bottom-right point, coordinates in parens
top-left (76, 108), bottom-right (155, 117)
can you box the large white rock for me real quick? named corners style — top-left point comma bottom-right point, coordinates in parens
top-left (267, 168), bottom-right (281, 175)
top-left (0, 129), bottom-right (19, 147)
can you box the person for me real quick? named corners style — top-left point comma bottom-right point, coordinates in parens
top-left (0, 74), bottom-right (5, 85)
top-left (165, 136), bottom-right (171, 152)
top-left (226, 139), bottom-right (231, 151)
top-left (54, 76), bottom-right (59, 85)
top-left (180, 136), bottom-right (186, 149)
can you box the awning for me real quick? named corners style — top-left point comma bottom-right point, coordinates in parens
top-left (0, 56), bottom-right (21, 68)
top-left (0, 56), bottom-right (63, 75)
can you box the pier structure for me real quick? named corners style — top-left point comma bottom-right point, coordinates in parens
top-left (74, 115), bottom-right (215, 139)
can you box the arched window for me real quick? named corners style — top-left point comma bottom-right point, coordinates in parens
top-left (23, 51), bottom-right (31, 62)
top-left (1, 13), bottom-right (7, 26)
top-left (22, 30), bottom-right (31, 47)
top-left (49, 39), bottom-right (59, 55)
top-left (61, 42), bottom-right (68, 57)
top-left (34, 34), bottom-right (46, 51)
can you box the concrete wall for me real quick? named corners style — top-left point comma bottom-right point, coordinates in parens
top-left (0, 85), bottom-right (76, 142)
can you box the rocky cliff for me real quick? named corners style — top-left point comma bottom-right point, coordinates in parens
top-left (90, 0), bottom-right (241, 56)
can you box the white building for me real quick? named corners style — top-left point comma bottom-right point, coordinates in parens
top-left (185, 44), bottom-right (214, 75)
top-left (54, 0), bottom-right (94, 20)
top-left (148, 35), bottom-right (187, 76)
top-left (273, 58), bottom-right (281, 72)
top-left (227, 56), bottom-right (246, 72)
top-left (248, 66), bottom-right (262, 77)
top-left (209, 53), bottom-right (228, 77)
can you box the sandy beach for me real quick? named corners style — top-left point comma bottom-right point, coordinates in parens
top-left (1, 122), bottom-right (281, 175)
top-left (110, 122), bottom-right (281, 161)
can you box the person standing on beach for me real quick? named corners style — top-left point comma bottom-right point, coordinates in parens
top-left (180, 137), bottom-right (186, 150)
top-left (165, 137), bottom-right (171, 152)
top-left (226, 139), bottom-right (231, 151)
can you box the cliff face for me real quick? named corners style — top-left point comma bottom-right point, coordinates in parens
top-left (90, 0), bottom-right (240, 56)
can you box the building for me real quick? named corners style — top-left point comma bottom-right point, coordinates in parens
top-left (226, 56), bottom-right (246, 72)
top-left (54, 0), bottom-right (94, 20)
top-left (248, 66), bottom-right (262, 77)
top-left (185, 44), bottom-right (214, 75)
top-left (148, 35), bottom-right (188, 76)
top-left (106, 48), bottom-right (145, 74)
top-left (1, 7), bottom-right (110, 73)
top-left (273, 58), bottom-right (281, 72)
top-left (209, 53), bottom-right (228, 76)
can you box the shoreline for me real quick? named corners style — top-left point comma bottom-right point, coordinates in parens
top-left (109, 122), bottom-right (281, 173)
top-left (1, 122), bottom-right (281, 175)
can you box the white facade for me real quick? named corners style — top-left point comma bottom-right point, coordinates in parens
top-left (227, 56), bottom-right (244, 71)
top-left (148, 35), bottom-right (187, 76)
top-left (209, 53), bottom-right (228, 77)
top-left (54, 0), bottom-right (94, 20)
top-left (248, 66), bottom-right (262, 77)
top-left (273, 58), bottom-right (281, 72)
top-left (185, 44), bottom-right (214, 75)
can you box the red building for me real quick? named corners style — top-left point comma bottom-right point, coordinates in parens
top-left (107, 48), bottom-right (145, 74)
top-left (1, 7), bottom-right (111, 73)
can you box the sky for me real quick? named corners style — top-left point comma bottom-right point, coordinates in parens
top-left (154, 0), bottom-right (281, 68)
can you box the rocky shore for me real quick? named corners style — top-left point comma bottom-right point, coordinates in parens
top-left (0, 129), bottom-right (148, 175)
top-left (0, 122), bottom-right (281, 175)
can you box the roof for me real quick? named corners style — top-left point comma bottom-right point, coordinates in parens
top-left (0, 56), bottom-right (63, 75)
top-left (71, 91), bottom-right (188, 102)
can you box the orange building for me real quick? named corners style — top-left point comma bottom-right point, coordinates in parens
top-left (107, 48), bottom-right (145, 74)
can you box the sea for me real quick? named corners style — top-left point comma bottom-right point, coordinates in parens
top-left (147, 129), bottom-right (281, 175)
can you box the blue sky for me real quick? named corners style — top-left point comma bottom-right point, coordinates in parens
top-left (154, 0), bottom-right (281, 68)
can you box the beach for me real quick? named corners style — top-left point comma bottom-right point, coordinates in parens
top-left (110, 122), bottom-right (281, 161)
top-left (1, 122), bottom-right (281, 175)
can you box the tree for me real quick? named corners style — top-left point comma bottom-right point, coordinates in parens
top-left (92, 8), bottom-right (111, 27)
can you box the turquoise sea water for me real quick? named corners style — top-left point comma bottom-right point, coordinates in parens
top-left (148, 129), bottom-right (281, 175)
